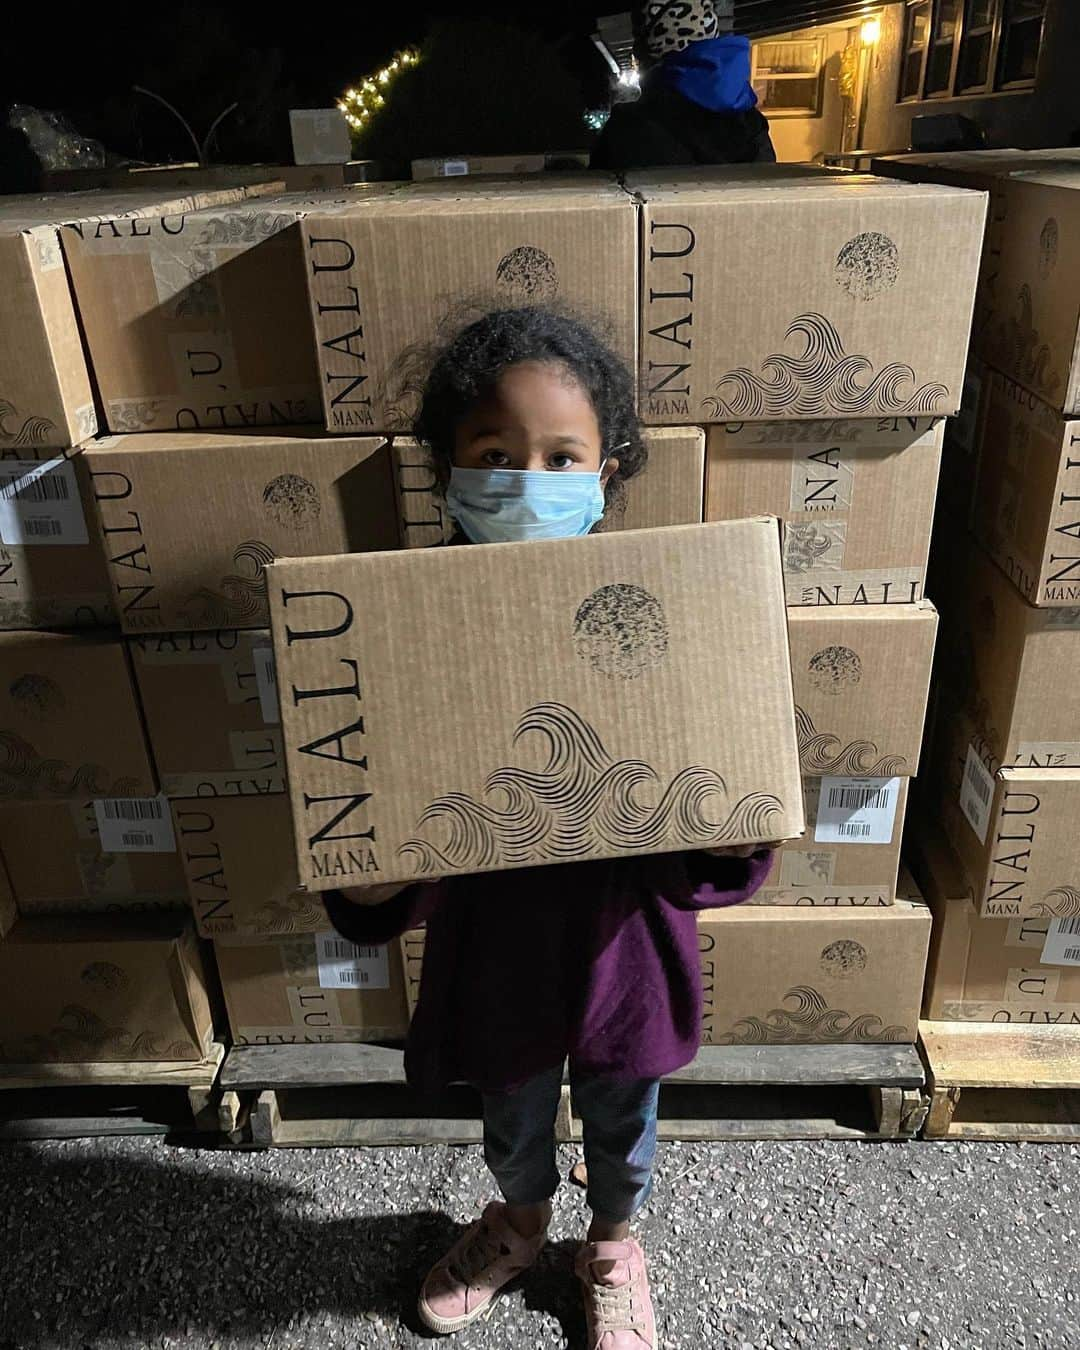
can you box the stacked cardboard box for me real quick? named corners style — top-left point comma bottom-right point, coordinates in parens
top-left (871, 152), bottom-right (1080, 1021)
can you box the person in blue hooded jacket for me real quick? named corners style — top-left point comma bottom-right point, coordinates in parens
top-left (592, 0), bottom-right (776, 170)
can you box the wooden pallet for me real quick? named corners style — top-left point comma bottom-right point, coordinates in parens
top-left (222, 1041), bottom-right (925, 1147)
top-left (220, 1043), bottom-right (508, 1147)
top-left (568, 1044), bottom-right (927, 1142)
top-left (920, 1021), bottom-right (1080, 1141)
top-left (0, 1042), bottom-right (237, 1141)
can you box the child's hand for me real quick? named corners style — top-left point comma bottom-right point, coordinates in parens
top-left (703, 842), bottom-right (782, 859)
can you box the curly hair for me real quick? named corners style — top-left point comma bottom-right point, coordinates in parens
top-left (412, 306), bottom-right (647, 494)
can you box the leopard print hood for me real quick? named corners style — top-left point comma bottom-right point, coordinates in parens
top-left (641, 0), bottom-right (731, 57)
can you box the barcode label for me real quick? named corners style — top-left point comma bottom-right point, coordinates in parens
top-left (94, 795), bottom-right (176, 853)
top-left (0, 458), bottom-right (88, 547)
top-left (814, 776), bottom-right (900, 846)
top-left (441, 160), bottom-right (469, 176)
top-left (315, 933), bottom-right (390, 990)
top-left (1041, 917), bottom-right (1080, 967)
top-left (959, 744), bottom-right (995, 844)
top-left (253, 646), bottom-right (279, 725)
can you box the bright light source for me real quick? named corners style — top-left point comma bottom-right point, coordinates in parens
top-left (861, 16), bottom-right (881, 44)
top-left (617, 69), bottom-right (641, 87)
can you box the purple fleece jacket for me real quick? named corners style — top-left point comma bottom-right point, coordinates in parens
top-left (321, 849), bottom-right (772, 1093)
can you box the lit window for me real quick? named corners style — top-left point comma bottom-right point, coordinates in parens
top-left (751, 39), bottom-right (824, 117)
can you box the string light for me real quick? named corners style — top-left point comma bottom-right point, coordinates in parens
top-left (337, 49), bottom-right (420, 132)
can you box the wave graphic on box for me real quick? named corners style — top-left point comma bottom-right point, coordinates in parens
top-left (1030, 886), bottom-right (1080, 919)
top-left (398, 702), bottom-right (784, 873)
top-left (795, 706), bottom-right (907, 777)
top-left (249, 894), bottom-right (328, 935)
top-left (179, 540), bottom-right (276, 628)
top-left (701, 313), bottom-right (949, 420)
top-left (985, 284), bottom-right (1060, 402)
top-left (0, 730), bottom-right (139, 799)
top-left (3, 1004), bottom-right (193, 1062)
top-left (0, 398), bottom-right (57, 446)
top-left (713, 985), bottom-right (909, 1045)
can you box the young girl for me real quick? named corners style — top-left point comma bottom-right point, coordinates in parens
top-left (324, 306), bottom-right (774, 1347)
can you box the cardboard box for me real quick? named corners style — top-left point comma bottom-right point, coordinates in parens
top-left (788, 602), bottom-right (937, 778)
top-left (933, 532), bottom-right (1080, 768)
top-left (927, 698), bottom-right (1080, 919)
top-left (697, 901), bottom-right (930, 1045)
top-left (173, 794), bottom-right (326, 938)
top-left (750, 776), bottom-right (907, 906)
top-left (0, 912), bottom-right (214, 1062)
top-left (0, 851), bottom-right (15, 938)
top-left (0, 631), bottom-right (155, 801)
top-left (0, 187), bottom-right (272, 455)
top-left (85, 428), bottom-right (399, 633)
top-left (392, 427), bottom-right (706, 549)
top-left (410, 153), bottom-right (590, 180)
top-left (632, 171), bottom-right (986, 425)
top-left (302, 176), bottom-right (638, 434)
top-left (705, 418), bottom-right (943, 606)
top-left (129, 628), bottom-right (284, 798)
top-left (0, 447), bottom-right (115, 630)
top-left (968, 368), bottom-right (1080, 607)
top-left (61, 187), bottom-right (399, 436)
top-left (0, 799), bottom-right (187, 911)
top-left (401, 926), bottom-right (426, 1018)
top-left (269, 520), bottom-right (804, 890)
top-left (908, 819), bottom-right (1080, 1025)
top-left (871, 155), bottom-right (1080, 415)
top-left (290, 109), bottom-right (351, 165)
top-left (214, 933), bottom-right (409, 1044)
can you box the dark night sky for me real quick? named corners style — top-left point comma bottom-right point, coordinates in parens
top-left (9, 3), bottom-right (631, 159)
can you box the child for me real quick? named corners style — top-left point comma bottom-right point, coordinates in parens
top-left (324, 306), bottom-right (775, 1347)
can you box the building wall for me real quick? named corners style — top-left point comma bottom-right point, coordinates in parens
top-left (758, 24), bottom-right (856, 163)
top-left (861, 0), bottom-right (1079, 153)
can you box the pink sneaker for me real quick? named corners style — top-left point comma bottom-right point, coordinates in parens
top-left (417, 1200), bottom-right (547, 1334)
top-left (576, 1239), bottom-right (656, 1350)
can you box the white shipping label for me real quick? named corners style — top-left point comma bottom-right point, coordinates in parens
top-left (960, 744), bottom-right (995, 844)
top-left (315, 934), bottom-right (391, 990)
top-left (814, 776), bottom-right (900, 845)
top-left (93, 795), bottom-right (177, 853)
top-left (1041, 917), bottom-right (1080, 967)
top-left (0, 458), bottom-right (88, 546)
top-left (253, 646), bottom-right (280, 724)
top-left (441, 160), bottom-right (469, 176)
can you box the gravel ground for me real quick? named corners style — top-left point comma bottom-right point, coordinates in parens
top-left (1, 1135), bottom-right (1077, 1350)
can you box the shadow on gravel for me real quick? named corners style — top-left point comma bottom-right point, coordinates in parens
top-left (0, 1142), bottom-right (585, 1349)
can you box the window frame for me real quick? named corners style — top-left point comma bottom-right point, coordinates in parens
top-left (896, 0), bottom-right (1047, 104)
top-left (750, 36), bottom-right (826, 118)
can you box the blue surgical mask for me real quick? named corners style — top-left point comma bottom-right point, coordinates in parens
top-left (446, 467), bottom-right (607, 544)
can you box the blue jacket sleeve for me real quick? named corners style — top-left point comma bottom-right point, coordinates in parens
top-left (320, 881), bottom-right (445, 945)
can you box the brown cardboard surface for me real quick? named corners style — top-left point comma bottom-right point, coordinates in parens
top-left (697, 901), bottom-right (930, 1045)
top-left (412, 154), bottom-right (548, 179)
top-left (631, 172), bottom-right (986, 425)
top-left (0, 912), bottom-right (214, 1062)
top-left (400, 927), bottom-right (426, 1018)
top-left (214, 933), bottom-right (409, 1044)
top-left (173, 795), bottom-right (323, 938)
top-left (706, 418), bottom-right (943, 606)
top-left (908, 817), bottom-right (1080, 1025)
top-left (269, 520), bottom-right (804, 889)
top-left (870, 154), bottom-right (1080, 415)
top-left (788, 602), bottom-right (937, 778)
top-left (969, 369), bottom-right (1080, 607)
top-left (927, 698), bottom-right (1080, 919)
top-left (0, 446), bottom-right (114, 630)
top-left (302, 177), bottom-right (638, 434)
top-left (0, 799), bottom-right (186, 910)
top-left (933, 532), bottom-right (1080, 767)
top-left (129, 628), bottom-right (284, 799)
top-left (61, 187), bottom-right (400, 436)
top-left (750, 777), bottom-right (907, 906)
top-left (84, 428), bottom-right (399, 633)
top-left (0, 187), bottom-right (275, 455)
top-left (0, 632), bottom-right (155, 801)
top-left (0, 850), bottom-right (14, 937)
top-left (391, 428), bottom-right (705, 550)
